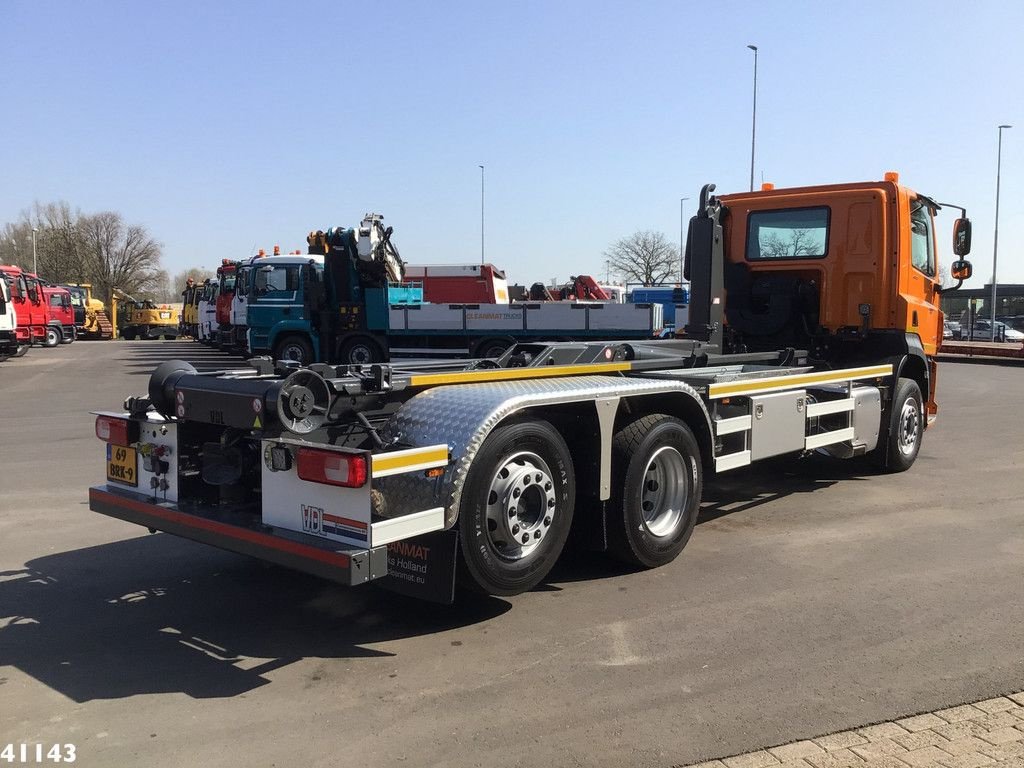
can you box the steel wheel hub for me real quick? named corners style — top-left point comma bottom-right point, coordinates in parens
top-left (639, 446), bottom-right (688, 538)
top-left (485, 451), bottom-right (557, 561)
top-left (897, 399), bottom-right (920, 455)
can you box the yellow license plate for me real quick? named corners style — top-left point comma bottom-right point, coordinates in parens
top-left (107, 444), bottom-right (138, 486)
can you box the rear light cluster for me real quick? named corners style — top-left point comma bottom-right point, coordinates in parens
top-left (296, 448), bottom-right (368, 488)
top-left (95, 415), bottom-right (136, 446)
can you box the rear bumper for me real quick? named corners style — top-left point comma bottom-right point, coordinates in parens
top-left (88, 485), bottom-right (387, 585)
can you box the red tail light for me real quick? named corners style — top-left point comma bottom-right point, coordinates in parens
top-left (95, 415), bottom-right (135, 446)
top-left (296, 448), bottom-right (368, 488)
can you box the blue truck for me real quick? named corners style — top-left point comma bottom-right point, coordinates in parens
top-left (244, 215), bottom-right (663, 365)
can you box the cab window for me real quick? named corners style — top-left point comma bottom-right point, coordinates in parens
top-left (746, 207), bottom-right (829, 260)
top-left (910, 198), bottom-right (936, 277)
top-left (255, 265), bottom-right (299, 294)
top-left (49, 294), bottom-right (64, 307)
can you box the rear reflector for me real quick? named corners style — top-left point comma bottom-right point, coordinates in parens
top-left (296, 448), bottom-right (368, 488)
top-left (95, 415), bottom-right (133, 446)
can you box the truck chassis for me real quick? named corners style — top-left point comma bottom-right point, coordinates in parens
top-left (89, 338), bottom-right (910, 601)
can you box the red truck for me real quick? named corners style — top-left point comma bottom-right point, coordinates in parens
top-left (41, 284), bottom-right (76, 346)
top-left (214, 260), bottom-right (238, 350)
top-left (0, 265), bottom-right (48, 347)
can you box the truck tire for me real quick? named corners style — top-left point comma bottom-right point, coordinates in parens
top-left (608, 414), bottom-right (702, 568)
top-left (44, 327), bottom-right (61, 347)
top-left (872, 377), bottom-right (923, 473)
top-left (13, 344), bottom-right (29, 358)
top-left (274, 334), bottom-right (314, 366)
top-left (458, 419), bottom-right (575, 596)
top-left (473, 337), bottom-right (515, 359)
top-left (122, 329), bottom-right (136, 341)
top-left (339, 336), bottom-right (384, 365)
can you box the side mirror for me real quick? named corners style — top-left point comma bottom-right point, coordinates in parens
top-left (951, 260), bottom-right (973, 281)
top-left (953, 217), bottom-right (972, 256)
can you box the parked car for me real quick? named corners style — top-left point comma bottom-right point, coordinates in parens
top-left (958, 319), bottom-right (1024, 342)
top-left (943, 320), bottom-right (959, 340)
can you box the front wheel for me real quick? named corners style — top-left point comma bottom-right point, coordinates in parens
top-left (458, 420), bottom-right (576, 596)
top-left (274, 334), bottom-right (314, 366)
top-left (44, 327), bottom-right (61, 347)
top-left (871, 377), bottom-right (923, 473)
top-left (13, 344), bottom-right (29, 358)
top-left (608, 414), bottom-right (702, 568)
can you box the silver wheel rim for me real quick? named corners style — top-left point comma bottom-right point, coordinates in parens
top-left (281, 344), bottom-right (305, 362)
top-left (640, 446), bottom-right (688, 538)
top-left (47, 329), bottom-right (59, 344)
top-left (484, 451), bottom-right (557, 561)
top-left (897, 399), bottom-right (920, 456)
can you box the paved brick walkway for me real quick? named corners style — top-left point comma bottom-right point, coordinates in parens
top-left (688, 693), bottom-right (1024, 768)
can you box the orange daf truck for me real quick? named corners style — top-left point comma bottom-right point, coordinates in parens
top-left (88, 173), bottom-right (971, 603)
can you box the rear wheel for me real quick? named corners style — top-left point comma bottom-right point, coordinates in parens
top-left (458, 420), bottom-right (575, 596)
top-left (872, 377), bottom-right (923, 473)
top-left (608, 414), bottom-right (702, 568)
top-left (473, 336), bottom-right (515, 359)
top-left (44, 327), bottom-right (60, 347)
top-left (339, 335), bottom-right (384, 365)
top-left (274, 334), bottom-right (314, 366)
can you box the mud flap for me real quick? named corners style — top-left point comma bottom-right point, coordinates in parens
top-left (378, 529), bottom-right (459, 604)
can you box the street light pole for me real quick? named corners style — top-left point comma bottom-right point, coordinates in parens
top-left (679, 197), bottom-right (690, 283)
top-left (479, 164), bottom-right (485, 265)
top-left (31, 227), bottom-right (38, 275)
top-left (991, 124), bottom-right (1012, 341)
top-left (747, 44), bottom-right (758, 192)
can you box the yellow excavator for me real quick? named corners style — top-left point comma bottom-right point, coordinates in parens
top-left (61, 283), bottom-right (114, 340)
top-left (116, 288), bottom-right (181, 340)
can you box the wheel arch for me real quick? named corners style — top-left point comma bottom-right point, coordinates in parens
top-left (375, 378), bottom-right (712, 531)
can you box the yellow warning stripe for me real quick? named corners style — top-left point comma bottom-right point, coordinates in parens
top-left (371, 444), bottom-right (450, 477)
top-left (409, 361), bottom-right (632, 388)
top-left (708, 364), bottom-right (892, 399)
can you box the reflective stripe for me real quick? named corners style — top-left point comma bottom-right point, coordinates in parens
top-left (371, 444), bottom-right (450, 477)
top-left (708, 365), bottom-right (892, 399)
top-left (409, 361), bottom-right (632, 387)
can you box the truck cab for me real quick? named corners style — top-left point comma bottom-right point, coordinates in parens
top-left (0, 266), bottom-right (47, 346)
top-left (41, 284), bottom-right (76, 346)
top-left (0, 274), bottom-right (20, 359)
top-left (245, 254), bottom-right (324, 361)
top-left (685, 172), bottom-right (972, 422)
top-left (214, 260), bottom-right (238, 349)
top-left (195, 280), bottom-right (218, 343)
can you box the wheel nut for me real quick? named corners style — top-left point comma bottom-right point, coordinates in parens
top-left (545, 481), bottom-right (552, 491)
top-left (534, 530), bottom-right (541, 539)
top-left (535, 474), bottom-right (542, 483)
top-left (513, 488), bottom-right (520, 498)
top-left (521, 533), bottom-right (530, 544)
top-left (543, 516), bottom-right (551, 526)
top-left (547, 499), bottom-right (555, 508)
top-left (512, 524), bottom-right (520, 534)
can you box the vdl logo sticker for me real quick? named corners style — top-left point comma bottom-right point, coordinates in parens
top-left (301, 504), bottom-right (323, 534)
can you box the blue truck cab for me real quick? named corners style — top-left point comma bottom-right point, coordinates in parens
top-left (245, 254), bottom-right (326, 362)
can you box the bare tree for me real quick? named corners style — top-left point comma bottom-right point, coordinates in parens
top-left (759, 228), bottom-right (823, 259)
top-left (604, 230), bottom-right (679, 285)
top-left (78, 211), bottom-right (164, 303)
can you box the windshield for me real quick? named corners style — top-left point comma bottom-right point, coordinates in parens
top-left (221, 274), bottom-right (236, 291)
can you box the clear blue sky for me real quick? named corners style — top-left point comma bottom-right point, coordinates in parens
top-left (2, 0), bottom-right (1022, 286)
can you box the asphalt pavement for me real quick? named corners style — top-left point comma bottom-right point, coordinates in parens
top-left (1, 341), bottom-right (1022, 768)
